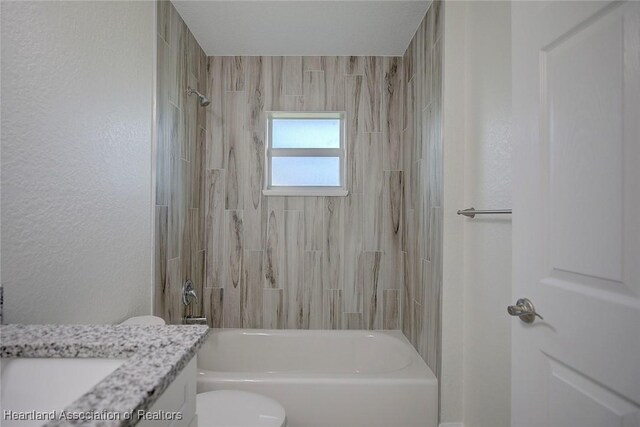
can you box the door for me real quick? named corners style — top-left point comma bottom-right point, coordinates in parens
top-left (511, 1), bottom-right (640, 426)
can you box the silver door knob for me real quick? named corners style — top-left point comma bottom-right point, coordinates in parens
top-left (508, 298), bottom-right (543, 323)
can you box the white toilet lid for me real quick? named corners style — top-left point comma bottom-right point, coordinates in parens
top-left (197, 390), bottom-right (286, 427)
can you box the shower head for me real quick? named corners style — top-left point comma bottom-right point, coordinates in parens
top-left (187, 87), bottom-right (210, 107)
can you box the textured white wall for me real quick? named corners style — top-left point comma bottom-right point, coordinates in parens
top-left (1, 1), bottom-right (155, 324)
top-left (441, 2), bottom-right (512, 426)
top-left (441, 1), bottom-right (466, 422)
top-left (461, 2), bottom-right (512, 427)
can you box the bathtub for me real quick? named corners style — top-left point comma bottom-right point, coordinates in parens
top-left (197, 329), bottom-right (437, 427)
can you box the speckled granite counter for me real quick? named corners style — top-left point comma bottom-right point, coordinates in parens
top-left (0, 324), bottom-right (210, 426)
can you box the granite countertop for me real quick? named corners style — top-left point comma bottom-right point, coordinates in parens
top-left (0, 324), bottom-right (210, 426)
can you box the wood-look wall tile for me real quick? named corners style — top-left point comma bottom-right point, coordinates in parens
top-left (362, 57), bottom-right (382, 132)
top-left (345, 132), bottom-right (363, 193)
top-left (420, 107), bottom-right (431, 166)
top-left (206, 57), bottom-right (225, 169)
top-left (187, 249), bottom-right (205, 317)
top-left (403, 37), bottom-right (414, 84)
top-left (283, 95), bottom-right (304, 111)
top-left (154, 206), bottom-right (168, 317)
top-left (322, 57), bottom-right (345, 110)
top-left (284, 197), bottom-right (304, 211)
top-left (416, 18), bottom-right (426, 107)
top-left (416, 160), bottom-right (428, 260)
top-left (263, 288), bottom-right (284, 329)
top-left (401, 251), bottom-right (413, 339)
top-left (303, 71), bottom-right (325, 111)
top-left (418, 259), bottom-right (430, 307)
top-left (242, 250), bottom-right (263, 328)
top-left (197, 50), bottom-right (208, 128)
top-left (224, 91), bottom-right (246, 210)
top-left (383, 57), bottom-right (403, 171)
top-left (362, 251), bottom-right (383, 330)
top-left (166, 257), bottom-right (183, 324)
top-left (243, 135), bottom-right (266, 251)
top-left (405, 79), bottom-right (416, 166)
top-left (303, 56), bottom-right (322, 72)
top-left (183, 208), bottom-right (201, 291)
top-left (223, 56), bottom-right (245, 91)
top-left (205, 169), bottom-right (225, 287)
top-left (403, 129), bottom-right (415, 210)
top-left (204, 287), bottom-right (223, 328)
top-left (264, 56), bottom-right (284, 110)
top-left (428, 207), bottom-right (442, 265)
top-left (283, 57), bottom-right (303, 96)
top-left (284, 211), bottom-right (304, 328)
top-left (304, 251), bottom-right (323, 329)
top-left (186, 32), bottom-right (199, 81)
top-left (414, 299), bottom-right (423, 353)
top-left (156, 37), bottom-right (170, 206)
top-left (345, 56), bottom-right (364, 75)
top-left (225, 210), bottom-right (244, 289)
top-left (304, 197), bottom-right (324, 250)
top-left (343, 194), bottom-right (363, 312)
top-left (424, 253), bottom-right (440, 375)
top-left (181, 154), bottom-right (193, 211)
top-left (432, 38), bottom-right (442, 111)
top-left (168, 6), bottom-right (186, 109)
top-left (430, 58), bottom-right (443, 209)
top-left (167, 149), bottom-right (184, 260)
top-left (345, 75), bottom-right (363, 134)
top-left (362, 133), bottom-right (384, 251)
top-left (383, 171), bottom-right (404, 290)
top-left (157, 1), bottom-right (171, 43)
top-left (180, 207), bottom-right (193, 287)
top-left (197, 147), bottom-right (206, 255)
top-left (345, 75), bottom-right (364, 193)
top-left (223, 210), bottom-right (243, 327)
top-left (398, 6), bottom-right (443, 369)
top-left (323, 289), bottom-right (342, 329)
top-left (431, 0), bottom-right (443, 44)
top-left (246, 57), bottom-right (265, 131)
top-left (264, 197), bottom-right (284, 288)
top-left (323, 197), bottom-right (344, 290)
top-left (422, 39), bottom-right (432, 111)
top-left (343, 313), bottom-right (363, 330)
top-left (191, 127), bottom-right (205, 209)
top-left (383, 289), bottom-right (400, 329)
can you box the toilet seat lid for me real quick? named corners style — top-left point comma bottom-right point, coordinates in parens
top-left (197, 390), bottom-right (286, 427)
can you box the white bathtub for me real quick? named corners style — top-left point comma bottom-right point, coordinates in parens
top-left (197, 329), bottom-right (437, 427)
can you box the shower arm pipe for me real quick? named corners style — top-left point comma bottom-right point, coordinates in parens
top-left (457, 207), bottom-right (512, 218)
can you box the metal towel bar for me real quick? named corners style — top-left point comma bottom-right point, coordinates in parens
top-left (457, 207), bottom-right (512, 218)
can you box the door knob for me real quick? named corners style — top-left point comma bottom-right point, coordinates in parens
top-left (508, 298), bottom-right (543, 323)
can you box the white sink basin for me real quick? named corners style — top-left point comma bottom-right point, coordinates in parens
top-left (0, 358), bottom-right (127, 427)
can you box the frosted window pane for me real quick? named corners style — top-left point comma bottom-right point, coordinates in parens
top-left (272, 157), bottom-right (340, 186)
top-left (272, 119), bottom-right (340, 148)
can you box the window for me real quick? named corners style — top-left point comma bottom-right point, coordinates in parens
top-left (264, 112), bottom-right (347, 196)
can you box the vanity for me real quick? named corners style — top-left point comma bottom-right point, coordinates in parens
top-left (0, 324), bottom-right (209, 426)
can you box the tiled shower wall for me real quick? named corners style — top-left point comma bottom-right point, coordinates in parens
top-left (401, 1), bottom-right (443, 377)
top-left (153, 1), bottom-right (444, 379)
top-left (154, 1), bottom-right (208, 323)
top-left (202, 56), bottom-right (404, 329)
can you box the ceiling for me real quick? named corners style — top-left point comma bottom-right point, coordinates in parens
top-left (171, 1), bottom-right (431, 56)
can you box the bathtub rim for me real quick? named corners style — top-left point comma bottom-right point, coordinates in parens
top-left (197, 329), bottom-right (437, 383)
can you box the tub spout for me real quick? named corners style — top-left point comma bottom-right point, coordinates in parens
top-left (184, 316), bottom-right (207, 325)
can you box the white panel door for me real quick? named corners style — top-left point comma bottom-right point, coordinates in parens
top-left (512, 2), bottom-right (640, 426)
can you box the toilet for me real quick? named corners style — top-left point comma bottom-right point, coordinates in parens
top-left (119, 315), bottom-right (166, 325)
top-left (197, 390), bottom-right (287, 427)
top-left (120, 317), bottom-right (287, 427)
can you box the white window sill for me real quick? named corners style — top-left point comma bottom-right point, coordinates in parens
top-left (263, 189), bottom-right (349, 197)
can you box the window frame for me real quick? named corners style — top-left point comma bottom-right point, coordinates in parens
top-left (263, 111), bottom-right (348, 197)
